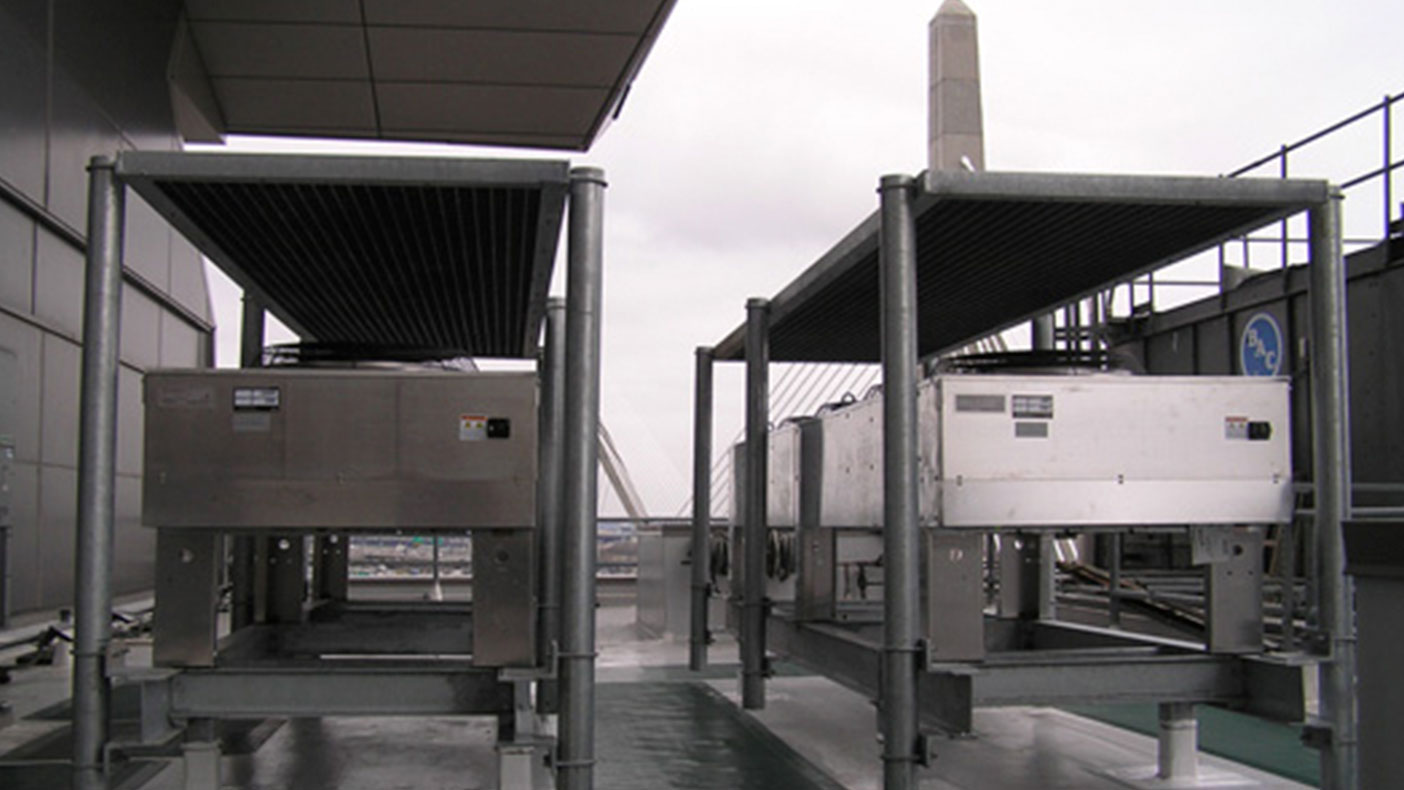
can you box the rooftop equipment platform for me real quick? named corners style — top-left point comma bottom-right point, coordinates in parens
top-left (712, 171), bottom-right (1330, 362)
top-left (117, 152), bottom-right (571, 358)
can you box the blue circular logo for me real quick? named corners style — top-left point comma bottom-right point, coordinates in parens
top-left (1240, 312), bottom-right (1284, 376)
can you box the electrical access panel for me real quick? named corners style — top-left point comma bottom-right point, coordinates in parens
top-left (813, 374), bottom-right (1291, 529)
top-left (142, 369), bottom-right (537, 529)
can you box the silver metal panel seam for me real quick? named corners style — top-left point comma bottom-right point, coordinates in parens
top-left (72, 155), bottom-right (125, 790)
top-left (558, 166), bottom-right (605, 790)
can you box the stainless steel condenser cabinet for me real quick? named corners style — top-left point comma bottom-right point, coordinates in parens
top-left (142, 369), bottom-right (538, 529)
top-left (810, 374), bottom-right (1292, 529)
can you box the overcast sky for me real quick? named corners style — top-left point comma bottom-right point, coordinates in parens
top-left (203, 0), bottom-right (1404, 516)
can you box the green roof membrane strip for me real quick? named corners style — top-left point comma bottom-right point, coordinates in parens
top-left (117, 152), bottom-right (570, 359)
top-left (713, 170), bottom-right (1330, 363)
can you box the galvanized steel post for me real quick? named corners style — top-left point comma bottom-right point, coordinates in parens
top-left (538, 297), bottom-right (567, 679)
top-left (558, 167), bottom-right (605, 790)
top-left (878, 173), bottom-right (921, 790)
top-left (690, 346), bottom-right (715, 671)
top-left (1309, 192), bottom-right (1358, 790)
top-left (72, 156), bottom-right (125, 790)
top-left (742, 298), bottom-right (769, 709)
top-left (1031, 315), bottom-right (1054, 351)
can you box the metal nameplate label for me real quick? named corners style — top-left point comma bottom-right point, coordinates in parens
top-left (156, 386), bottom-right (214, 410)
top-left (1014, 421), bottom-right (1049, 438)
top-left (1011, 394), bottom-right (1054, 419)
top-left (954, 394), bottom-right (1005, 413)
top-left (231, 412), bottom-right (272, 433)
top-left (233, 387), bottom-right (281, 411)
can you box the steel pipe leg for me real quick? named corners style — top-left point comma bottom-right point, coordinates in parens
top-left (558, 167), bottom-right (606, 790)
top-left (689, 346), bottom-right (715, 671)
top-left (182, 718), bottom-right (221, 790)
top-left (1157, 703), bottom-right (1198, 781)
top-left (73, 155), bottom-right (125, 790)
top-left (1309, 192), bottom-right (1358, 790)
top-left (878, 173), bottom-right (921, 790)
top-left (741, 299), bottom-right (770, 710)
top-left (537, 297), bottom-right (566, 709)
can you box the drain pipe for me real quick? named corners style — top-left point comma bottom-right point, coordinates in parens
top-left (558, 167), bottom-right (606, 790)
top-left (1309, 191), bottom-right (1358, 790)
top-left (72, 156), bottom-right (125, 790)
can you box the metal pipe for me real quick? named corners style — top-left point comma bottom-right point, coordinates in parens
top-left (689, 346), bottom-right (715, 671)
top-left (230, 295), bottom-right (266, 631)
top-left (538, 297), bottom-right (566, 674)
top-left (1031, 315), bottom-right (1054, 351)
top-left (239, 293), bottom-right (265, 368)
top-left (72, 156), bottom-right (126, 790)
top-left (878, 173), bottom-right (921, 790)
top-left (1385, 95), bottom-right (1393, 237)
top-left (1309, 193), bottom-right (1358, 790)
top-left (1108, 533), bottom-right (1123, 628)
top-left (558, 168), bottom-right (606, 790)
top-left (741, 298), bottom-right (769, 710)
top-left (1157, 702), bottom-right (1199, 780)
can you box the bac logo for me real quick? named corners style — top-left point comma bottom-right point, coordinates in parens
top-left (1239, 313), bottom-right (1283, 377)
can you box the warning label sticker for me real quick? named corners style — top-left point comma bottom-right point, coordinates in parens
top-left (1224, 416), bottom-right (1248, 440)
top-left (459, 414), bottom-right (488, 441)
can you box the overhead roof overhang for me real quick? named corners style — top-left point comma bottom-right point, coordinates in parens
top-left (168, 0), bottom-right (678, 150)
top-left (712, 170), bottom-right (1331, 363)
top-left (117, 151), bottom-right (571, 359)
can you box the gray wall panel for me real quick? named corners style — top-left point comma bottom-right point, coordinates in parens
top-left (39, 333), bottom-right (80, 467)
top-left (7, 460), bottom-right (39, 612)
top-left (33, 226), bottom-right (85, 337)
top-left (169, 238), bottom-right (212, 322)
top-left (37, 464), bottom-right (76, 608)
top-left (114, 474), bottom-right (153, 596)
top-left (124, 195), bottom-right (172, 290)
top-left (0, 5), bottom-right (48, 200)
top-left (158, 310), bottom-right (201, 366)
top-left (119, 285), bottom-right (162, 370)
top-left (46, 68), bottom-right (125, 230)
top-left (1195, 315), bottom-right (1232, 375)
top-left (117, 366), bottom-right (143, 477)
top-left (0, 201), bottom-right (36, 312)
top-left (0, 1), bottom-right (211, 617)
top-left (0, 311), bottom-right (42, 463)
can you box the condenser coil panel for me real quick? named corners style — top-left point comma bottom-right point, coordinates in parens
top-left (808, 374), bottom-right (1291, 529)
top-left (143, 369), bottom-right (537, 529)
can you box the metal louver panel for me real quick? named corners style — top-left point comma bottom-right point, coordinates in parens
top-left (714, 171), bottom-right (1330, 362)
top-left (118, 152), bottom-right (570, 359)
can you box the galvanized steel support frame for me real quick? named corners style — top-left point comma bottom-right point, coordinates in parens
top-left (558, 167), bottom-right (606, 790)
top-left (73, 156), bottom-right (125, 790)
top-left (1309, 193), bottom-right (1359, 790)
top-left (878, 174), bottom-right (921, 790)
top-left (689, 346), bottom-right (715, 671)
top-left (742, 299), bottom-right (770, 709)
